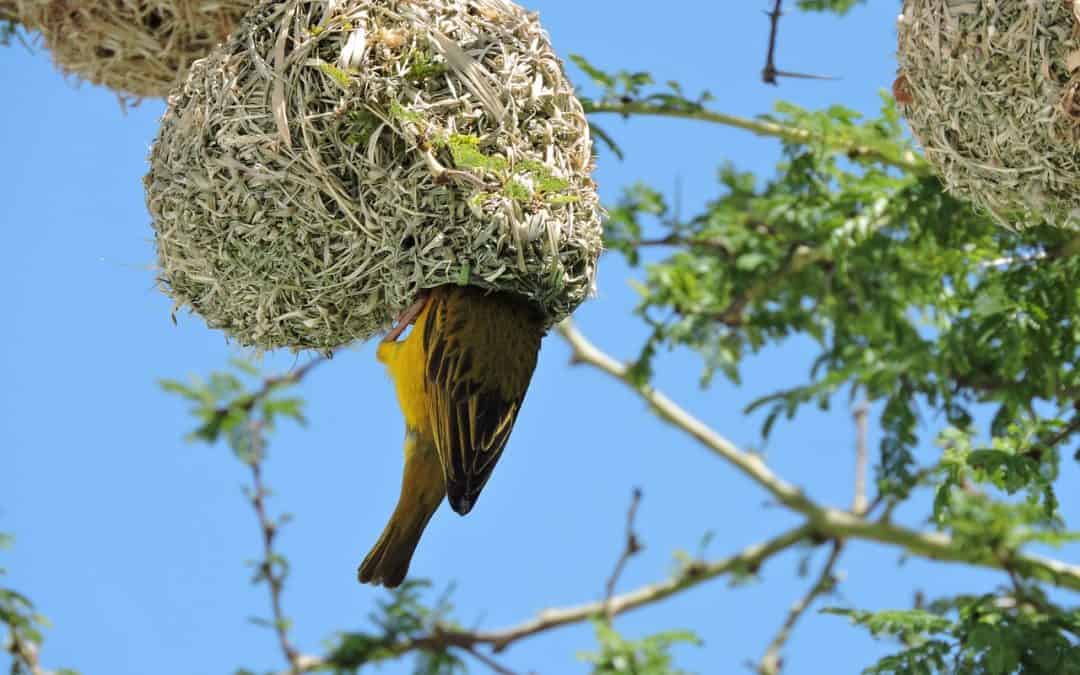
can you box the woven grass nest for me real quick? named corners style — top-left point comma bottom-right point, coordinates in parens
top-left (896, 0), bottom-right (1080, 230)
top-left (12, 0), bottom-right (253, 98)
top-left (145, 0), bottom-right (603, 351)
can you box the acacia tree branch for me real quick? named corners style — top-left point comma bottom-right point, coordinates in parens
top-left (561, 320), bottom-right (814, 512)
top-left (583, 101), bottom-right (925, 174)
top-left (757, 540), bottom-right (844, 675)
top-left (556, 320), bottom-right (1080, 593)
top-left (288, 524), bottom-right (815, 673)
top-left (427, 524), bottom-right (813, 651)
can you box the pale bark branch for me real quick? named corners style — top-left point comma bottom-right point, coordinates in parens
top-left (288, 524), bottom-right (815, 673)
top-left (560, 320), bottom-right (815, 513)
top-left (464, 526), bottom-right (812, 652)
top-left (556, 320), bottom-right (1080, 593)
top-left (583, 101), bottom-right (925, 174)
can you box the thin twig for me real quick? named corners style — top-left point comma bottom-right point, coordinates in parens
top-left (761, 0), bottom-right (837, 84)
top-left (285, 524), bottom-right (815, 672)
top-left (244, 357), bottom-right (328, 412)
top-left (762, 0), bottom-right (784, 85)
top-left (757, 540), bottom-right (844, 675)
top-left (247, 421), bottom-right (301, 674)
top-left (201, 357), bottom-right (328, 438)
top-left (556, 320), bottom-right (1080, 592)
top-left (461, 645), bottom-right (523, 675)
top-left (604, 488), bottom-right (645, 620)
top-left (232, 360), bottom-right (326, 674)
top-left (1042, 414), bottom-right (1080, 450)
top-left (852, 400), bottom-right (869, 516)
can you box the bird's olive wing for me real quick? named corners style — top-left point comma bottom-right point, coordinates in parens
top-left (422, 288), bottom-right (540, 515)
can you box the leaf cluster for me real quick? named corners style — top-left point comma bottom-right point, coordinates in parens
top-left (603, 85), bottom-right (1080, 505)
top-left (0, 536), bottom-right (78, 675)
top-left (932, 421), bottom-right (1073, 536)
top-left (569, 54), bottom-right (715, 161)
top-left (795, 0), bottom-right (866, 14)
top-left (325, 580), bottom-right (464, 675)
top-left (587, 54), bottom-right (1080, 673)
top-left (160, 359), bottom-right (309, 463)
top-left (570, 55), bottom-right (714, 115)
top-left (577, 619), bottom-right (702, 675)
top-left (825, 594), bottom-right (1080, 674)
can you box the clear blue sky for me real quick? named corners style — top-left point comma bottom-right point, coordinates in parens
top-left (5, 2), bottom-right (1078, 674)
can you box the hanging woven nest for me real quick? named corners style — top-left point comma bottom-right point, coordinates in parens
top-left (13, 0), bottom-right (253, 98)
top-left (896, 0), bottom-right (1080, 229)
top-left (145, 0), bottom-right (603, 351)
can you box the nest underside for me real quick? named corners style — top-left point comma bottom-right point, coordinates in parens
top-left (146, 0), bottom-right (603, 351)
top-left (16, 0), bottom-right (252, 98)
top-left (897, 0), bottom-right (1080, 230)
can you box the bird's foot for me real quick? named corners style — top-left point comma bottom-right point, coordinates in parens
top-left (382, 293), bottom-right (429, 342)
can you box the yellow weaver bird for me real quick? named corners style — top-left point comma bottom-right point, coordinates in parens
top-left (358, 284), bottom-right (544, 588)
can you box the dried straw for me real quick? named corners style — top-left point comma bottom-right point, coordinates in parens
top-left (896, 0), bottom-right (1080, 229)
top-left (145, 0), bottom-right (603, 351)
top-left (0, 1), bottom-right (18, 23)
top-left (15, 0), bottom-right (253, 98)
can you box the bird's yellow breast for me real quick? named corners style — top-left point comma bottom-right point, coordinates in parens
top-left (377, 307), bottom-right (434, 436)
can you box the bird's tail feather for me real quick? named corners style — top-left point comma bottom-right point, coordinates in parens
top-left (358, 437), bottom-right (444, 588)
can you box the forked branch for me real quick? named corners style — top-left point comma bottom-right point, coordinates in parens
top-left (556, 320), bottom-right (1080, 592)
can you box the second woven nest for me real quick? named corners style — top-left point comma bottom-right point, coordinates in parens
top-left (146, 0), bottom-right (603, 351)
top-left (12, 0), bottom-right (253, 98)
top-left (896, 0), bottom-right (1080, 230)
